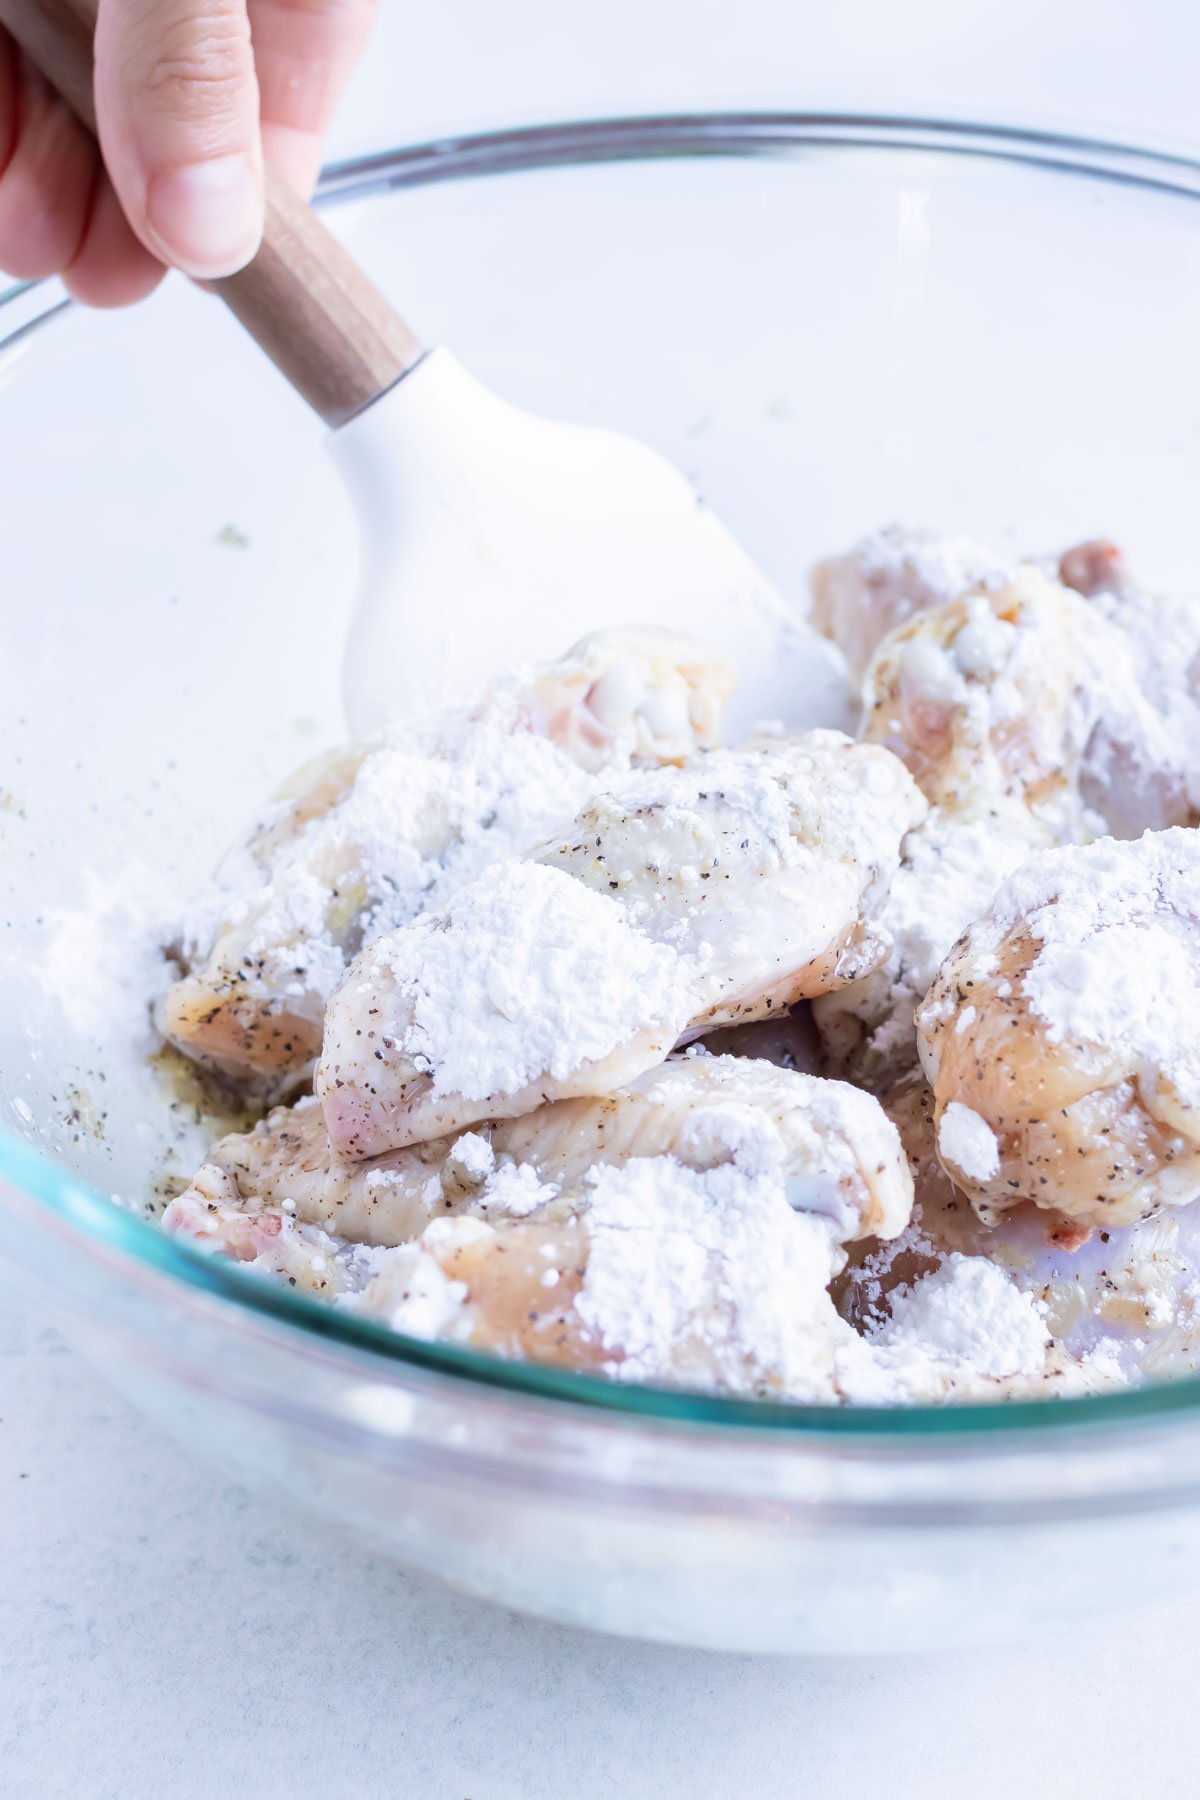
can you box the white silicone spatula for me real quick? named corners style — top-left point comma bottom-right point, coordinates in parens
top-left (4, 0), bottom-right (851, 740)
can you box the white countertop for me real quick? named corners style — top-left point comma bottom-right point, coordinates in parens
top-left (7, 3), bottom-right (1200, 1793)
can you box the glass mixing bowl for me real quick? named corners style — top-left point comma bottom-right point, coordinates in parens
top-left (5, 116), bottom-right (1200, 1655)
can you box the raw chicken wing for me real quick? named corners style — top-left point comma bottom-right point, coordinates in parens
top-left (316, 735), bottom-right (925, 1156)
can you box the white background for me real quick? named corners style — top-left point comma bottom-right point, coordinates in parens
top-left (7, 3), bottom-right (1200, 1794)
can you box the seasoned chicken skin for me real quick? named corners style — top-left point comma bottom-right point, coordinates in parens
top-left (861, 567), bottom-right (1096, 832)
top-left (810, 526), bottom-right (1001, 681)
top-left (916, 830), bottom-right (1200, 1231)
top-left (816, 546), bottom-right (1200, 1089)
top-left (168, 1056), bottom-right (913, 1398)
top-left (811, 529), bottom-right (1154, 692)
top-left (520, 627), bottom-right (733, 772)
top-left (836, 1071), bottom-right (1085, 1333)
top-left (839, 1071), bottom-right (1200, 1388)
top-left (1063, 547), bottom-right (1200, 838)
top-left (167, 1054), bottom-right (913, 1253)
top-left (355, 1182), bottom-right (851, 1395)
top-left (316, 734), bottom-right (926, 1157)
top-left (813, 791), bottom-right (1051, 1089)
top-left (159, 629), bottom-right (732, 1093)
top-left (817, 564), bottom-right (1144, 1089)
top-left (859, 551), bottom-right (1200, 842)
top-left (814, 573), bottom-right (1075, 1085)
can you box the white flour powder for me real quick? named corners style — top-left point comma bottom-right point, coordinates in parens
top-left (849, 1255), bottom-right (1051, 1398)
top-left (183, 673), bottom-right (619, 1004)
top-left (986, 830), bottom-right (1200, 1108)
top-left (387, 862), bottom-right (689, 1102)
top-left (138, 535), bottom-right (1200, 1405)
top-left (573, 1157), bottom-right (848, 1395)
top-left (938, 1103), bottom-right (1001, 1183)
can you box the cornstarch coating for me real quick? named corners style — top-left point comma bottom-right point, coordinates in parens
top-left (155, 534), bottom-right (1200, 1407)
top-left (918, 829), bottom-right (1200, 1230)
top-left (316, 735), bottom-right (923, 1156)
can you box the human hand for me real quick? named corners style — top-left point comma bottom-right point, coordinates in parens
top-left (0, 0), bottom-right (377, 304)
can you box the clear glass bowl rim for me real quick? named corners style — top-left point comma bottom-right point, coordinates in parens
top-left (7, 109), bottom-right (1200, 1442)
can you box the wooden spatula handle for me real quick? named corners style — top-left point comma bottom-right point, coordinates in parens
top-left (0, 0), bottom-right (424, 426)
top-left (220, 175), bottom-right (425, 427)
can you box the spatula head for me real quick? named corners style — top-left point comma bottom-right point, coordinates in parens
top-left (333, 349), bottom-right (853, 740)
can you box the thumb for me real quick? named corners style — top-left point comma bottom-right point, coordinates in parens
top-left (94, 0), bottom-right (263, 278)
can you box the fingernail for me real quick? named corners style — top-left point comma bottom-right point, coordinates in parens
top-left (144, 154), bottom-right (263, 278)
